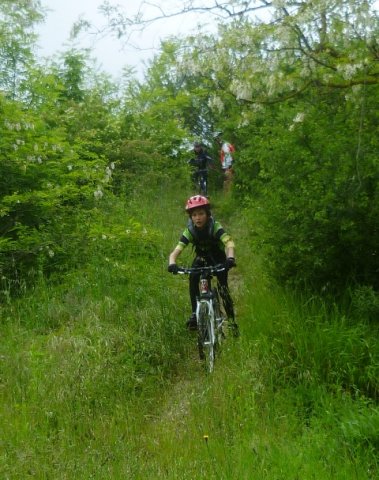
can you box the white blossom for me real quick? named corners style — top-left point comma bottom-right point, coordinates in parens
top-left (105, 166), bottom-right (112, 180)
top-left (238, 113), bottom-right (250, 128)
top-left (230, 79), bottom-right (252, 101)
top-left (208, 95), bottom-right (224, 113)
top-left (337, 63), bottom-right (362, 80)
top-left (94, 188), bottom-right (104, 200)
top-left (252, 103), bottom-right (264, 113)
top-left (289, 112), bottom-right (306, 131)
top-left (293, 112), bottom-right (305, 123)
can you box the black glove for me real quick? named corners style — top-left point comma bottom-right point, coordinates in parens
top-left (225, 257), bottom-right (236, 270)
top-left (168, 263), bottom-right (179, 274)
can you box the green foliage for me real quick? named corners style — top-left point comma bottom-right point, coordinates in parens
top-left (0, 85), bottom-right (112, 294)
top-left (236, 86), bottom-right (379, 292)
top-left (350, 285), bottom-right (379, 321)
top-left (0, 0), bottom-right (44, 98)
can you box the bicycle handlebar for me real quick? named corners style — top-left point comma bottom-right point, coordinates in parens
top-left (177, 263), bottom-right (226, 275)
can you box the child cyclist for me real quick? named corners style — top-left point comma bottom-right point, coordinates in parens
top-left (168, 195), bottom-right (238, 334)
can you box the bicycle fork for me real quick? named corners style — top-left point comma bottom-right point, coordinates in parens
top-left (196, 300), bottom-right (215, 343)
top-left (196, 277), bottom-right (216, 345)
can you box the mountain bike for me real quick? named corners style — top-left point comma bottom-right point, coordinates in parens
top-left (177, 263), bottom-right (227, 373)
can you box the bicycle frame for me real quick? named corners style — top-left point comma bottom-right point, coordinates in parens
top-left (197, 168), bottom-right (207, 196)
top-left (177, 263), bottom-right (226, 372)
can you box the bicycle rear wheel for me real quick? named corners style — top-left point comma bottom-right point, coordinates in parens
top-left (197, 302), bottom-right (215, 373)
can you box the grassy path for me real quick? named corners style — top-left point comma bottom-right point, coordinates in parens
top-left (1, 177), bottom-right (377, 479)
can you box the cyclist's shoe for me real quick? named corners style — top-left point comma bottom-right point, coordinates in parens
top-left (186, 314), bottom-right (198, 331)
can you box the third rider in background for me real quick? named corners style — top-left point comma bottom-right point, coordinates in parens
top-left (214, 132), bottom-right (235, 192)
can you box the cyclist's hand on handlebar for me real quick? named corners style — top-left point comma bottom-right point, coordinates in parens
top-left (225, 257), bottom-right (236, 270)
top-left (168, 263), bottom-right (179, 274)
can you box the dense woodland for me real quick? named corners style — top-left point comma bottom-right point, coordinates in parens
top-left (1, 1), bottom-right (378, 477)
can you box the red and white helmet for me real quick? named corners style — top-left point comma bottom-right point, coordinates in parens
top-left (185, 195), bottom-right (210, 212)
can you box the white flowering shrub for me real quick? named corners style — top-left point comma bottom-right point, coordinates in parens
top-left (0, 92), bottom-right (110, 294)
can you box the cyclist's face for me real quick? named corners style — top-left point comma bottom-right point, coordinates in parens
top-left (191, 208), bottom-right (208, 228)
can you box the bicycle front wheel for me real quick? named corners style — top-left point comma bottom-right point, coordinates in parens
top-left (212, 288), bottom-right (226, 342)
top-left (200, 179), bottom-right (207, 196)
top-left (197, 301), bottom-right (215, 373)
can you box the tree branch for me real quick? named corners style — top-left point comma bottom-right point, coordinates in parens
top-left (101, 0), bottom-right (273, 31)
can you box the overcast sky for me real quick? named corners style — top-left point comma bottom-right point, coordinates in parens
top-left (37, 1), bottom-right (379, 80)
top-left (37, 0), bottom-right (214, 79)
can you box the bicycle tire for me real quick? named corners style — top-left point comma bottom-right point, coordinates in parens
top-left (201, 179), bottom-right (207, 196)
top-left (212, 288), bottom-right (226, 342)
top-left (197, 301), bottom-right (215, 372)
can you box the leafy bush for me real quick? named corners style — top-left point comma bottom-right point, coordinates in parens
top-left (236, 88), bottom-right (379, 294)
top-left (0, 94), bottom-right (112, 295)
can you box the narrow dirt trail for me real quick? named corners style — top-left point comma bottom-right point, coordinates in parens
top-left (124, 183), bottom-right (259, 477)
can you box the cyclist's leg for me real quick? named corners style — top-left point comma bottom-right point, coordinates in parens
top-left (211, 286), bottom-right (227, 344)
top-left (189, 257), bottom-right (202, 311)
top-left (216, 270), bottom-right (234, 319)
top-left (216, 270), bottom-right (239, 336)
top-left (189, 273), bottom-right (199, 313)
top-left (192, 170), bottom-right (199, 189)
top-left (187, 257), bottom-right (202, 329)
top-left (225, 167), bottom-right (233, 192)
top-left (203, 171), bottom-right (208, 196)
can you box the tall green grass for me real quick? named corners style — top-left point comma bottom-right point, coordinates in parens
top-left (0, 177), bottom-right (377, 478)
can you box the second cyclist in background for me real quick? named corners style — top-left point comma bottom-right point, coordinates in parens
top-left (188, 141), bottom-right (213, 196)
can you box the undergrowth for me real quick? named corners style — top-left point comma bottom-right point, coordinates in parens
top-left (0, 177), bottom-right (377, 479)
